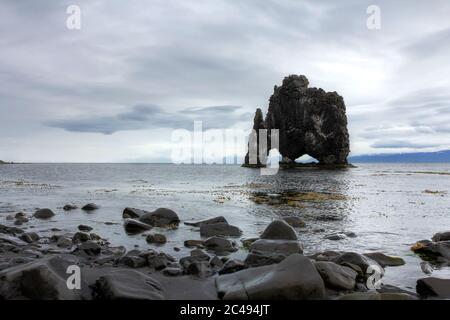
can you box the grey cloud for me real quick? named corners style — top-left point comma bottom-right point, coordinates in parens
top-left (1, 0), bottom-right (450, 161)
top-left (371, 140), bottom-right (441, 149)
top-left (46, 105), bottom-right (251, 134)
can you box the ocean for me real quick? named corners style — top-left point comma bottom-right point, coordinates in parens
top-left (1, 163), bottom-right (449, 290)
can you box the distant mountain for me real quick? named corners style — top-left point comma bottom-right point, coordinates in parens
top-left (0, 160), bottom-right (5, 164)
top-left (349, 150), bottom-right (450, 163)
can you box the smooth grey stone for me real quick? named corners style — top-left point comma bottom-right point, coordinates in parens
top-left (260, 220), bottom-right (297, 240)
top-left (216, 254), bottom-right (326, 300)
top-left (92, 270), bottom-right (164, 300)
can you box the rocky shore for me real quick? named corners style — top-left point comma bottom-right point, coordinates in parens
top-left (1, 205), bottom-right (449, 300)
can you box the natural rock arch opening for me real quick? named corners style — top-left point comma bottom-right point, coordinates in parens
top-left (295, 154), bottom-right (319, 164)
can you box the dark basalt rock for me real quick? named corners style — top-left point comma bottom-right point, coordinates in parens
top-left (92, 270), bottom-right (165, 300)
top-left (416, 277), bottom-right (450, 298)
top-left (244, 75), bottom-right (350, 166)
top-left (33, 208), bottom-right (55, 219)
top-left (139, 208), bottom-right (180, 228)
top-left (81, 203), bottom-right (100, 211)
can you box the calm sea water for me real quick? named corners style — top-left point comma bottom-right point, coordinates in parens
top-left (1, 163), bottom-right (449, 290)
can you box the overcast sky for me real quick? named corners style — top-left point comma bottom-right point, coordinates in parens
top-left (1, 0), bottom-right (450, 162)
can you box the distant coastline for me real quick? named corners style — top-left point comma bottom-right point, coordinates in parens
top-left (349, 150), bottom-right (450, 163)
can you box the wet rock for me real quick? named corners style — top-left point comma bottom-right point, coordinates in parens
top-left (218, 259), bottom-right (247, 275)
top-left (146, 233), bottom-right (167, 244)
top-left (209, 256), bottom-right (224, 269)
top-left (78, 225), bottom-right (93, 232)
top-left (5, 226), bottom-right (24, 235)
top-left (216, 254), bottom-right (326, 300)
top-left (203, 236), bottom-right (238, 254)
top-left (420, 261), bottom-right (433, 275)
top-left (337, 292), bottom-right (415, 300)
top-left (63, 204), bottom-right (78, 211)
top-left (244, 238), bottom-right (304, 267)
top-left (241, 238), bottom-right (258, 249)
top-left (119, 253), bottom-right (147, 268)
top-left (363, 252), bottom-right (405, 267)
top-left (190, 249), bottom-right (211, 260)
top-left (0, 263), bottom-right (10, 271)
top-left (309, 251), bottom-right (342, 262)
top-left (123, 218), bottom-right (152, 234)
top-left (345, 232), bottom-right (357, 238)
top-left (416, 277), bottom-right (450, 298)
top-left (282, 216), bottom-right (306, 228)
top-left (14, 212), bottom-right (27, 219)
top-left (123, 207), bottom-right (149, 219)
top-left (81, 203), bottom-right (100, 211)
top-left (56, 236), bottom-right (73, 248)
top-left (325, 233), bottom-right (346, 241)
top-left (251, 239), bottom-right (303, 256)
top-left (76, 241), bottom-right (101, 256)
top-left (72, 232), bottom-right (91, 243)
top-left (432, 231), bottom-right (450, 242)
top-left (200, 223), bottom-right (242, 237)
top-left (0, 256), bottom-right (87, 299)
top-left (314, 261), bottom-right (357, 290)
top-left (184, 216), bottom-right (228, 227)
top-left (377, 284), bottom-right (418, 297)
top-left (14, 217), bottom-right (28, 225)
top-left (243, 75), bottom-right (350, 166)
top-left (411, 240), bottom-right (450, 261)
top-left (139, 208), bottom-right (180, 228)
top-left (147, 252), bottom-right (173, 270)
top-left (244, 253), bottom-right (286, 267)
top-left (92, 269), bottom-right (164, 300)
top-left (33, 208), bottom-right (55, 219)
top-left (18, 232), bottom-right (40, 243)
top-left (180, 251), bottom-right (211, 271)
top-left (0, 224), bottom-right (24, 235)
top-left (184, 239), bottom-right (204, 248)
top-left (260, 220), bottom-right (297, 240)
top-left (332, 252), bottom-right (384, 278)
top-left (163, 267), bottom-right (183, 277)
top-left (187, 261), bottom-right (215, 278)
top-left (0, 234), bottom-right (27, 247)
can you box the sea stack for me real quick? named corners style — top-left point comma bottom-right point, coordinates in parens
top-left (244, 75), bottom-right (350, 166)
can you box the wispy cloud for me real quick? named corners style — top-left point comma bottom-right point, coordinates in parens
top-left (46, 105), bottom-right (251, 134)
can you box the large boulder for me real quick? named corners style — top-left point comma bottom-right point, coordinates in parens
top-left (139, 208), bottom-right (180, 228)
top-left (216, 254), bottom-right (326, 300)
top-left (244, 75), bottom-right (350, 166)
top-left (432, 231), bottom-right (450, 242)
top-left (81, 203), bottom-right (100, 211)
top-left (250, 239), bottom-right (303, 256)
top-left (0, 256), bottom-right (88, 300)
top-left (332, 252), bottom-right (384, 278)
top-left (282, 216), bottom-right (306, 228)
top-left (416, 277), bottom-right (450, 298)
top-left (245, 239), bottom-right (304, 267)
top-left (260, 220), bottom-right (297, 240)
top-left (33, 208), bottom-right (55, 219)
top-left (200, 223), bottom-right (242, 237)
top-left (203, 236), bottom-right (238, 254)
top-left (363, 252), bottom-right (405, 267)
top-left (123, 207), bottom-right (150, 219)
top-left (184, 216), bottom-right (228, 227)
top-left (314, 261), bottom-right (357, 290)
top-left (123, 219), bottom-right (152, 234)
top-left (92, 270), bottom-right (165, 300)
top-left (411, 240), bottom-right (450, 261)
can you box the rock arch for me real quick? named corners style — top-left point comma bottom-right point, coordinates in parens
top-left (244, 75), bottom-right (350, 166)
